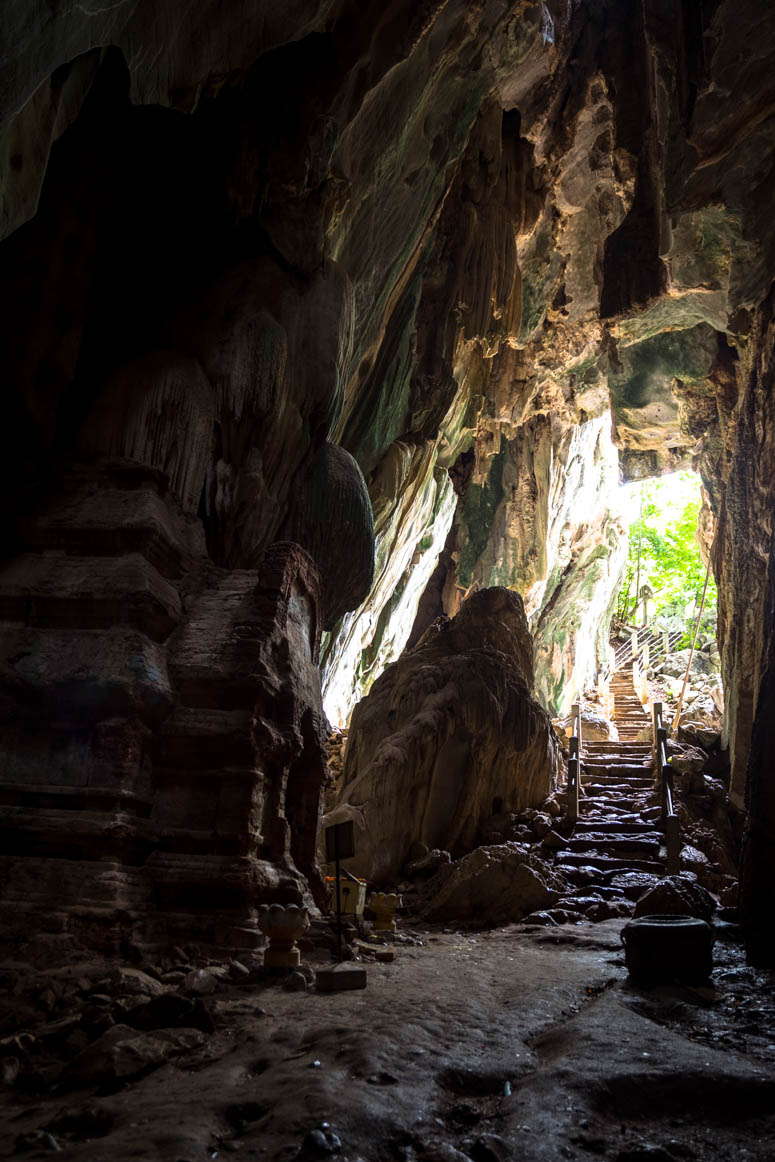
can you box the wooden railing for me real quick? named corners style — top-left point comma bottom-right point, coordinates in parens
top-left (614, 626), bottom-right (682, 672)
top-left (567, 701), bottom-right (582, 825)
top-left (597, 645), bottom-right (615, 719)
top-left (652, 700), bottom-right (680, 875)
top-left (632, 644), bottom-right (649, 706)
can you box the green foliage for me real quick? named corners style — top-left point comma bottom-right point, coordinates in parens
top-left (616, 475), bottom-right (717, 638)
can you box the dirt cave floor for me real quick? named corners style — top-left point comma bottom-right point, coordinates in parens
top-left (2, 921), bottom-right (775, 1162)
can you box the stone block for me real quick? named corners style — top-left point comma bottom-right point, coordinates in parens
top-left (315, 963), bottom-right (368, 992)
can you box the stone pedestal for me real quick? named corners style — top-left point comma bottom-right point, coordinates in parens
top-left (369, 892), bottom-right (401, 933)
top-left (259, 904), bottom-right (309, 970)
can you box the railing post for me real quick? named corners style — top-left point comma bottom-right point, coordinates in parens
top-left (663, 631), bottom-right (669, 659)
top-left (567, 704), bottom-right (581, 825)
top-left (666, 812), bottom-right (680, 875)
top-left (652, 701), bottom-right (662, 780)
top-left (658, 726), bottom-right (669, 820)
top-left (651, 700), bottom-right (681, 876)
top-left (630, 628), bottom-right (638, 664)
top-left (567, 752), bottom-right (579, 825)
top-left (641, 641), bottom-right (650, 701)
top-left (571, 702), bottom-right (582, 756)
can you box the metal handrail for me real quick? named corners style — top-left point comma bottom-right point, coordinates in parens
top-left (566, 702), bottom-right (582, 825)
top-left (652, 700), bottom-right (680, 875)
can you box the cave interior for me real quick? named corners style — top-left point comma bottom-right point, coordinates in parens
top-left (1, 2), bottom-right (775, 1160)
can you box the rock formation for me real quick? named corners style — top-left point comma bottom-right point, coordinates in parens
top-left (328, 588), bottom-right (558, 882)
top-left (421, 842), bottom-right (566, 925)
top-left (0, 0), bottom-right (775, 961)
top-left (0, 461), bottom-right (329, 956)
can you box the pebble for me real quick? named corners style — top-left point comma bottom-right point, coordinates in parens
top-left (15, 1130), bottom-right (62, 1153)
top-left (302, 1127), bottom-right (342, 1154)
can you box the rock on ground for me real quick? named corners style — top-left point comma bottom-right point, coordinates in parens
top-left (633, 875), bottom-right (717, 922)
top-left (421, 842), bottom-right (566, 924)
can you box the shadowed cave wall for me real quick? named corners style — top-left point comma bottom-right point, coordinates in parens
top-left (1, 0), bottom-right (775, 964)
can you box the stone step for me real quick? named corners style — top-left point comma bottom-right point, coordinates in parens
top-left (581, 784), bottom-right (650, 795)
top-left (582, 769), bottom-right (654, 781)
top-left (555, 852), bottom-right (664, 874)
top-left (580, 809), bottom-right (650, 821)
top-left (583, 749), bottom-right (651, 758)
top-left (584, 756), bottom-right (650, 764)
top-left (565, 835), bottom-right (662, 855)
top-left (583, 746), bottom-right (651, 754)
top-left (585, 762), bottom-right (650, 771)
top-left (583, 774), bottom-right (653, 785)
top-left (583, 742), bottom-right (651, 752)
top-left (573, 820), bottom-right (655, 834)
top-left (582, 780), bottom-right (654, 793)
top-left (585, 739), bottom-right (650, 748)
top-left (581, 793), bottom-right (652, 805)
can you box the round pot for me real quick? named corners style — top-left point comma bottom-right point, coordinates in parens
top-left (621, 913), bottom-right (714, 985)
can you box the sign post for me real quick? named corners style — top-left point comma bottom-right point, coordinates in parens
top-left (318, 819), bottom-right (367, 993)
top-left (325, 819), bottom-right (355, 963)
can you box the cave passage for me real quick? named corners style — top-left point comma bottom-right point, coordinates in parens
top-left (1, 2), bottom-right (775, 1158)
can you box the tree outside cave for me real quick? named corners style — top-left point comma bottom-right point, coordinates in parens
top-left (616, 471), bottom-right (717, 650)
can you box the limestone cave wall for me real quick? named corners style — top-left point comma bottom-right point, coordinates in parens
top-left (1, 0), bottom-right (775, 960)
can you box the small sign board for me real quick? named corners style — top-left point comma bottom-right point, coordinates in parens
top-left (325, 819), bottom-right (355, 862)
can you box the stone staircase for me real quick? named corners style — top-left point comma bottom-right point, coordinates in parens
top-left (557, 739), bottom-right (662, 871)
top-left (609, 668), bottom-right (651, 740)
top-left (551, 676), bottom-right (667, 918)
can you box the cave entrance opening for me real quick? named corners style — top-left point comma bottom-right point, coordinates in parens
top-left (609, 469), bottom-right (720, 738)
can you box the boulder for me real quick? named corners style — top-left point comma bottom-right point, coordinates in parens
top-left (610, 872), bottom-right (662, 900)
top-left (585, 899), bottom-right (634, 921)
top-left (404, 848), bottom-right (452, 880)
top-left (541, 830), bottom-right (568, 850)
top-left (422, 843), bottom-right (565, 924)
top-left (633, 875), bottom-right (716, 922)
top-left (65, 1025), bottom-right (206, 1086)
top-left (554, 711), bottom-right (618, 747)
top-left (678, 693), bottom-right (722, 735)
top-left (331, 589), bottom-right (559, 881)
top-left (531, 813), bottom-right (553, 838)
top-left (122, 995), bottom-right (216, 1035)
top-left (677, 722), bottom-right (722, 750)
top-left (666, 741), bottom-right (707, 775)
